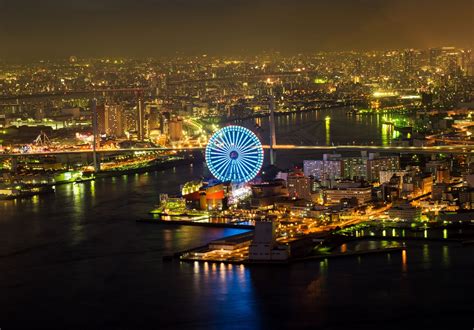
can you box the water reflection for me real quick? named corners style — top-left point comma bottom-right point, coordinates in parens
top-left (422, 244), bottom-right (431, 269)
top-left (442, 246), bottom-right (450, 267)
top-left (381, 124), bottom-right (390, 146)
top-left (340, 243), bottom-right (347, 253)
top-left (402, 249), bottom-right (407, 272)
top-left (325, 116), bottom-right (331, 145)
top-left (89, 180), bottom-right (95, 198)
top-left (186, 261), bottom-right (260, 325)
top-left (2, 158), bottom-right (474, 329)
top-left (238, 107), bottom-right (392, 148)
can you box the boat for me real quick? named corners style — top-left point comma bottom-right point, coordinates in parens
top-left (0, 184), bottom-right (55, 200)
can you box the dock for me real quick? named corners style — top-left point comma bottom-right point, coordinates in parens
top-left (136, 218), bottom-right (255, 229)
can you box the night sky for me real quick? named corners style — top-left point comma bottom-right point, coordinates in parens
top-left (0, 0), bottom-right (472, 59)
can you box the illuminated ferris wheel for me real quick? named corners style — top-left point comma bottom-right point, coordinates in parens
top-left (205, 126), bottom-right (264, 183)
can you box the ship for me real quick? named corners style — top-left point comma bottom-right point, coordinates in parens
top-left (0, 183), bottom-right (55, 200)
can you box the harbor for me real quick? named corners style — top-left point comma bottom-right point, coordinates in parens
top-left (152, 216), bottom-right (474, 265)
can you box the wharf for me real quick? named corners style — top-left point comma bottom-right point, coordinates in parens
top-left (137, 218), bottom-right (255, 229)
top-left (178, 246), bottom-right (404, 266)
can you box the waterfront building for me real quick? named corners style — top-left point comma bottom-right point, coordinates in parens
top-left (388, 201), bottom-right (422, 221)
top-left (181, 180), bottom-right (228, 211)
top-left (200, 182), bottom-right (226, 210)
top-left (249, 221), bottom-right (288, 261)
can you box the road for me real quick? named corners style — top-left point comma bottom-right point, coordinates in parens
top-left (1, 143), bottom-right (473, 157)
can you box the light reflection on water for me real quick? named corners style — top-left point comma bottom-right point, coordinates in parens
top-left (0, 141), bottom-right (473, 328)
top-left (422, 244), bottom-right (431, 268)
top-left (402, 249), bottom-right (407, 272)
top-left (245, 107), bottom-right (398, 149)
top-left (442, 245), bottom-right (450, 267)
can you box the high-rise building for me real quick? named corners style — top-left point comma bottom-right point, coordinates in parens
top-left (147, 104), bottom-right (161, 131)
top-left (160, 111), bottom-right (170, 135)
top-left (379, 170), bottom-right (408, 185)
top-left (302, 153), bottom-right (400, 184)
top-left (287, 169), bottom-right (312, 201)
top-left (96, 104), bottom-right (124, 137)
top-left (342, 157), bottom-right (367, 180)
top-left (303, 160), bottom-right (324, 178)
top-left (403, 49), bottom-right (415, 74)
top-left (169, 117), bottom-right (183, 142)
top-left (96, 104), bottom-right (107, 135)
top-left (366, 154), bottom-right (400, 182)
top-left (430, 48), bottom-right (442, 67)
top-left (104, 105), bottom-right (124, 137)
top-left (303, 154), bottom-right (343, 182)
top-left (137, 98), bottom-right (145, 140)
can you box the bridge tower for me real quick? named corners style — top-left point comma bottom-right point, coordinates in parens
top-left (269, 91), bottom-right (277, 165)
top-left (33, 131), bottom-right (50, 146)
top-left (91, 98), bottom-right (100, 172)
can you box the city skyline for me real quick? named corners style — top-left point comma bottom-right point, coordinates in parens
top-left (1, 2), bottom-right (473, 329)
top-left (0, 0), bottom-right (473, 60)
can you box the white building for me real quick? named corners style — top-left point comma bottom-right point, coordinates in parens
top-left (249, 221), bottom-right (288, 261)
top-left (324, 186), bottom-right (372, 205)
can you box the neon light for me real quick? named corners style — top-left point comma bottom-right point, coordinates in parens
top-left (205, 126), bottom-right (264, 183)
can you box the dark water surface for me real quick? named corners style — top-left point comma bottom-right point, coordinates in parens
top-left (1, 111), bottom-right (473, 329)
top-left (233, 107), bottom-right (401, 168)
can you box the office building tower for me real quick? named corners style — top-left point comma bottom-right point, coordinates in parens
top-left (96, 104), bottom-right (107, 135)
top-left (105, 105), bottom-right (124, 137)
top-left (96, 104), bottom-right (124, 137)
top-left (169, 117), bottom-right (183, 142)
top-left (137, 98), bottom-right (145, 140)
top-left (287, 169), bottom-right (312, 201)
top-left (303, 154), bottom-right (343, 182)
top-left (342, 157), bottom-right (367, 180)
top-left (367, 154), bottom-right (400, 182)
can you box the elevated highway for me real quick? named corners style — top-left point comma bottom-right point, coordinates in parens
top-left (1, 144), bottom-right (473, 157)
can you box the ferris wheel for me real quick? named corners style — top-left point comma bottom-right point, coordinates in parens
top-left (205, 126), bottom-right (264, 183)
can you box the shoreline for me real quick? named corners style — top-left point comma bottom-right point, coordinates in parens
top-left (0, 154), bottom-right (202, 201)
top-left (169, 222), bottom-right (474, 265)
top-left (137, 218), bottom-right (255, 229)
